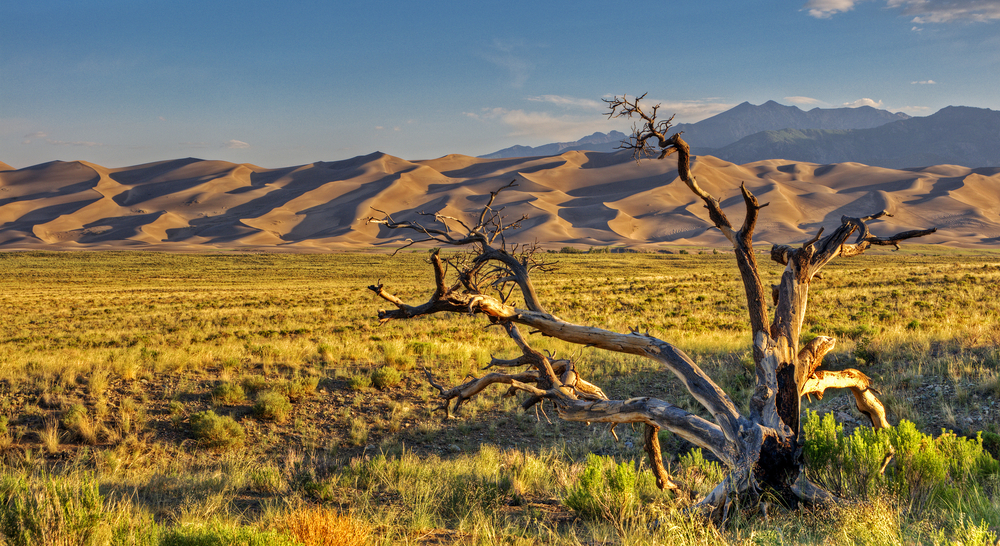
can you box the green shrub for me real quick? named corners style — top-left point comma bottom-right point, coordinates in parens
top-left (190, 410), bottom-right (245, 450)
top-left (348, 374), bottom-right (371, 391)
top-left (0, 473), bottom-right (104, 546)
top-left (564, 454), bottom-right (642, 521)
top-left (241, 375), bottom-right (269, 394)
top-left (211, 382), bottom-right (246, 406)
top-left (280, 376), bottom-right (319, 401)
top-left (803, 411), bottom-right (999, 507)
top-left (252, 391), bottom-right (292, 423)
top-left (371, 366), bottom-right (401, 390)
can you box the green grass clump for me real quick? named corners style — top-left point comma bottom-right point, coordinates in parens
top-left (0, 473), bottom-right (104, 546)
top-left (252, 391), bottom-right (292, 423)
top-left (62, 403), bottom-right (97, 445)
top-left (190, 410), bottom-right (245, 451)
top-left (211, 382), bottom-right (246, 406)
top-left (371, 366), bottom-right (401, 390)
top-left (160, 522), bottom-right (299, 546)
top-left (564, 453), bottom-right (645, 521)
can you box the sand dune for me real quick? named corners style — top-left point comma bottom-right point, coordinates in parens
top-left (1, 151), bottom-right (998, 250)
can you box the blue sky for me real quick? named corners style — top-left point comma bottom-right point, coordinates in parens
top-left (2, 0), bottom-right (998, 168)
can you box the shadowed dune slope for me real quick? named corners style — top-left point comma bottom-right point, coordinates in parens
top-left (1, 153), bottom-right (999, 250)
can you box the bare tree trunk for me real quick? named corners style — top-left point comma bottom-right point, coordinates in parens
top-left (366, 94), bottom-right (936, 517)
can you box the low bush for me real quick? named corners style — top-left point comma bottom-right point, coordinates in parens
top-left (211, 382), bottom-right (246, 406)
top-left (252, 391), bottom-right (292, 423)
top-left (190, 410), bottom-right (245, 450)
top-left (803, 410), bottom-right (999, 508)
top-left (371, 366), bottom-right (401, 390)
top-left (347, 374), bottom-right (371, 391)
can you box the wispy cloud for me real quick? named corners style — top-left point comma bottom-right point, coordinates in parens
top-left (843, 98), bottom-right (884, 108)
top-left (911, 79), bottom-right (937, 84)
top-left (481, 38), bottom-right (537, 88)
top-left (527, 95), bottom-right (605, 110)
top-left (804, 0), bottom-right (1000, 21)
top-left (889, 0), bottom-right (1000, 23)
top-left (802, 0), bottom-right (862, 18)
top-left (46, 138), bottom-right (103, 147)
top-left (22, 131), bottom-right (48, 144)
top-left (784, 96), bottom-right (826, 105)
top-left (224, 140), bottom-right (250, 149)
top-left (635, 98), bottom-right (737, 123)
top-left (464, 107), bottom-right (618, 142)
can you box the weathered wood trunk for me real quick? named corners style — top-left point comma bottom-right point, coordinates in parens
top-left (367, 94), bottom-right (935, 517)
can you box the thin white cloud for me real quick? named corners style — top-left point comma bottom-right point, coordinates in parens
top-left (911, 79), bottom-right (937, 84)
top-left (639, 98), bottom-right (737, 123)
top-left (843, 98), bottom-right (884, 108)
top-left (22, 131), bottom-right (47, 144)
top-left (527, 95), bottom-right (605, 110)
top-left (224, 140), bottom-right (250, 149)
top-left (466, 107), bottom-right (620, 142)
top-left (45, 138), bottom-right (103, 147)
top-left (804, 0), bottom-right (1000, 22)
top-left (890, 0), bottom-right (1000, 22)
top-left (802, 0), bottom-right (862, 18)
top-left (898, 105), bottom-right (932, 113)
top-left (785, 96), bottom-right (825, 105)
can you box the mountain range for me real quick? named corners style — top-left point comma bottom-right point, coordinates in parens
top-left (2, 151), bottom-right (998, 251)
top-left (481, 102), bottom-right (1000, 169)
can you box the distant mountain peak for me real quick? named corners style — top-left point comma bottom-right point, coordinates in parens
top-left (480, 101), bottom-right (911, 159)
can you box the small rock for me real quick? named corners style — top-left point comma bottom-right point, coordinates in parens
top-left (836, 411), bottom-right (855, 423)
top-left (624, 441), bottom-right (634, 449)
top-left (447, 444), bottom-right (461, 453)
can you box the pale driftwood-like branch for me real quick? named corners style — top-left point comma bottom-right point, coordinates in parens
top-left (644, 425), bottom-right (681, 492)
top-left (801, 369), bottom-right (890, 429)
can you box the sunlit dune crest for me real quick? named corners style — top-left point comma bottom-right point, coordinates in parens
top-left (1, 151), bottom-right (999, 250)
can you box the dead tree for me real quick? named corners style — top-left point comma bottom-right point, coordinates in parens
top-left (366, 94), bottom-right (936, 517)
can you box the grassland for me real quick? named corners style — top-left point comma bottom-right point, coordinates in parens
top-left (0, 249), bottom-right (998, 545)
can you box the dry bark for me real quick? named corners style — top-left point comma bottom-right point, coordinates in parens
top-left (366, 93), bottom-right (936, 517)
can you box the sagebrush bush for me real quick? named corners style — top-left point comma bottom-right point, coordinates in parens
top-left (371, 366), bottom-right (401, 390)
top-left (241, 375), bottom-right (269, 394)
top-left (211, 382), bottom-right (246, 406)
top-left (190, 410), bottom-right (245, 450)
top-left (347, 374), bottom-right (371, 391)
top-left (803, 410), bottom-right (999, 507)
top-left (280, 376), bottom-right (319, 401)
top-left (252, 391), bottom-right (292, 423)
